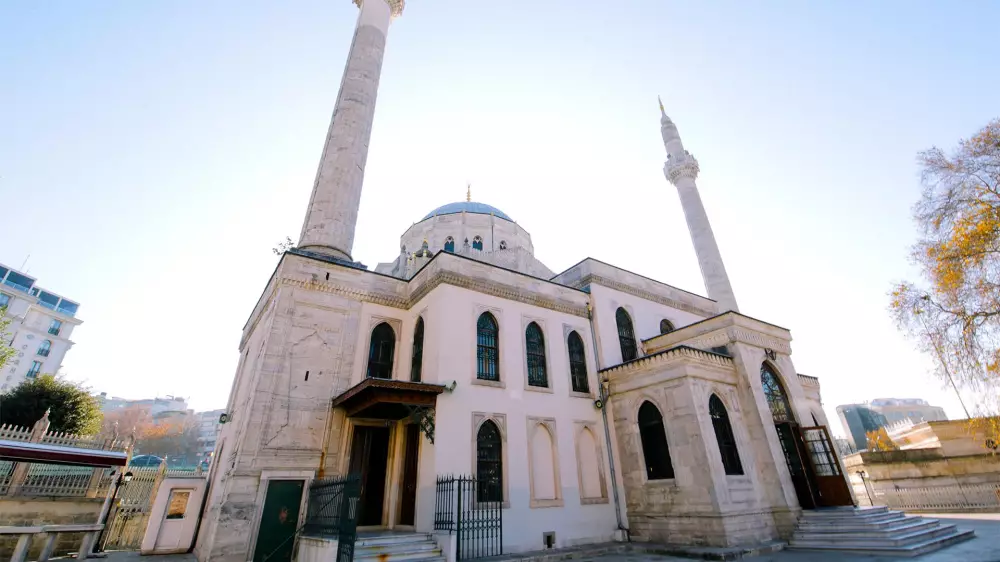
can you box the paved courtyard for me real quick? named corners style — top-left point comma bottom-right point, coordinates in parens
top-left (96, 513), bottom-right (1000, 562)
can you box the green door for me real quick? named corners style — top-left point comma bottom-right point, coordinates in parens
top-left (253, 479), bottom-right (305, 562)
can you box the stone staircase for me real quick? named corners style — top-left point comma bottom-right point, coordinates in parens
top-left (355, 532), bottom-right (445, 562)
top-left (788, 506), bottom-right (975, 556)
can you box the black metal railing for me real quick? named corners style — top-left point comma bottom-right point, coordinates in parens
top-left (302, 474), bottom-right (359, 537)
top-left (434, 474), bottom-right (502, 560)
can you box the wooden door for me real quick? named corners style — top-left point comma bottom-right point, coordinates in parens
top-left (399, 424), bottom-right (420, 525)
top-left (349, 426), bottom-right (391, 526)
top-left (800, 425), bottom-right (855, 507)
top-left (774, 421), bottom-right (817, 509)
top-left (252, 479), bottom-right (304, 562)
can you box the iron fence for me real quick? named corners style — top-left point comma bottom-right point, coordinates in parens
top-left (302, 474), bottom-right (360, 537)
top-left (867, 482), bottom-right (1000, 512)
top-left (435, 474), bottom-right (502, 560)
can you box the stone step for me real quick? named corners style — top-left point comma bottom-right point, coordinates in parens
top-left (356, 541), bottom-right (442, 556)
top-left (787, 528), bottom-right (975, 557)
top-left (355, 550), bottom-right (444, 562)
top-left (801, 506), bottom-right (888, 518)
top-left (800, 511), bottom-right (904, 524)
top-left (356, 533), bottom-right (435, 547)
top-left (794, 517), bottom-right (937, 536)
top-left (790, 523), bottom-right (958, 549)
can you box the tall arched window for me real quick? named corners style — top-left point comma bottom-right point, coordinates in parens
top-left (659, 319), bottom-right (675, 334)
top-left (615, 308), bottom-right (637, 362)
top-left (477, 420), bottom-right (503, 502)
top-left (444, 237), bottom-right (455, 252)
top-left (472, 236), bottom-right (484, 251)
top-left (760, 363), bottom-right (793, 423)
top-left (525, 322), bottom-right (547, 387)
top-left (567, 331), bottom-right (589, 393)
top-left (367, 323), bottom-right (396, 379)
top-left (36, 340), bottom-right (52, 357)
top-left (638, 401), bottom-right (675, 480)
top-left (411, 317), bottom-right (424, 382)
top-left (709, 394), bottom-right (743, 475)
top-left (477, 312), bottom-right (499, 381)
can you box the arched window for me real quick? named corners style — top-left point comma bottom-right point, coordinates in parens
top-left (659, 319), bottom-right (675, 334)
top-left (477, 420), bottom-right (503, 502)
top-left (36, 340), bottom-right (52, 357)
top-left (760, 363), bottom-right (793, 423)
top-left (444, 237), bottom-right (455, 252)
top-left (499, 240), bottom-right (507, 250)
top-left (366, 322), bottom-right (395, 379)
top-left (638, 401), bottom-right (675, 480)
top-left (709, 395), bottom-right (743, 475)
top-left (472, 236), bottom-right (484, 251)
top-left (411, 317), bottom-right (424, 382)
top-left (615, 308), bottom-right (637, 362)
top-left (567, 331), bottom-right (589, 393)
top-left (525, 322), bottom-right (547, 387)
top-left (477, 312), bottom-right (499, 381)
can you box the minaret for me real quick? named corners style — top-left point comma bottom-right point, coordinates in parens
top-left (660, 98), bottom-right (740, 312)
top-left (297, 0), bottom-right (405, 262)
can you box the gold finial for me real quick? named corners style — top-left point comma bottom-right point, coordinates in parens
top-left (466, 183), bottom-right (471, 202)
top-left (658, 95), bottom-right (665, 116)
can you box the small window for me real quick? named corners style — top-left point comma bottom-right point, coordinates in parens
top-left (476, 420), bottom-right (503, 502)
top-left (37, 340), bottom-right (52, 357)
top-left (0, 293), bottom-right (9, 309)
top-left (499, 240), bottom-right (507, 250)
top-left (166, 490), bottom-right (191, 519)
top-left (56, 300), bottom-right (79, 317)
top-left (615, 308), bottom-right (637, 362)
top-left (525, 322), bottom-right (547, 387)
top-left (567, 331), bottom-right (589, 393)
top-left (709, 395), bottom-right (744, 475)
top-left (638, 401), bottom-right (675, 480)
top-left (411, 317), bottom-right (424, 382)
top-left (477, 312), bottom-right (499, 381)
top-left (27, 361), bottom-right (43, 379)
top-left (472, 236), bottom-right (484, 251)
top-left (48, 319), bottom-right (62, 336)
top-left (659, 319), bottom-right (675, 334)
top-left (366, 322), bottom-right (396, 379)
top-left (444, 237), bottom-right (455, 252)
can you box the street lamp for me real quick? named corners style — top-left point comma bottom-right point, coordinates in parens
top-left (95, 471), bottom-right (134, 553)
top-left (856, 470), bottom-right (873, 506)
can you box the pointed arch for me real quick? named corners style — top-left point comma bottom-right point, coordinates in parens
top-left (367, 322), bottom-right (396, 379)
top-left (615, 307), bottom-right (637, 362)
top-left (659, 319), bottom-right (675, 334)
top-left (529, 422), bottom-right (558, 502)
top-left (575, 424), bottom-right (607, 502)
top-left (476, 312), bottom-right (499, 381)
top-left (760, 362), bottom-right (793, 423)
top-left (444, 237), bottom-right (455, 252)
top-left (638, 401), bottom-right (675, 480)
top-left (709, 394), bottom-right (743, 475)
top-left (476, 419), bottom-right (503, 502)
top-left (411, 317), bottom-right (425, 382)
top-left (525, 322), bottom-right (547, 387)
top-left (567, 331), bottom-right (589, 393)
top-left (472, 236), bottom-right (484, 251)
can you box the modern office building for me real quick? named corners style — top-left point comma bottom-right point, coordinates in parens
top-left (836, 404), bottom-right (890, 450)
top-left (0, 262), bottom-right (82, 391)
top-left (869, 398), bottom-right (948, 425)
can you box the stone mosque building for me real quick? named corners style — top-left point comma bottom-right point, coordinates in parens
top-left (194, 1), bottom-right (856, 561)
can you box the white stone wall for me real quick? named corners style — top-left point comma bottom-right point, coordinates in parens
top-left (399, 212), bottom-right (535, 257)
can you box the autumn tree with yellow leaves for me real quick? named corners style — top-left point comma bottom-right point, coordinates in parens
top-left (890, 118), bottom-right (1000, 447)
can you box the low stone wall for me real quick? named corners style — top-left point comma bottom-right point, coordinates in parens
top-left (0, 497), bottom-right (104, 559)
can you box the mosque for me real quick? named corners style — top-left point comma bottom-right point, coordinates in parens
top-left (194, 1), bottom-right (855, 561)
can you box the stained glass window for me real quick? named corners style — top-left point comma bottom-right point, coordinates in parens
top-left (761, 363), bottom-right (793, 423)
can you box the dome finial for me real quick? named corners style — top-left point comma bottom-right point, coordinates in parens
top-left (466, 183), bottom-right (471, 202)
top-left (658, 95), bottom-right (665, 117)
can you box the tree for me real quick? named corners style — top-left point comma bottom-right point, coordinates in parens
top-left (866, 428), bottom-right (897, 452)
top-left (0, 306), bottom-right (14, 372)
top-left (0, 375), bottom-right (103, 435)
top-left (272, 236), bottom-right (295, 256)
top-left (135, 417), bottom-right (201, 464)
top-left (890, 120), bottom-right (1000, 408)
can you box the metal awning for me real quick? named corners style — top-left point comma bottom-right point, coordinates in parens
top-left (331, 378), bottom-right (446, 419)
top-left (0, 440), bottom-right (128, 467)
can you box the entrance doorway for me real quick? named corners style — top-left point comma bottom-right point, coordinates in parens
top-left (252, 479), bottom-right (304, 562)
top-left (398, 424), bottom-right (420, 525)
top-left (774, 421), bottom-right (817, 509)
top-left (349, 425), bottom-right (391, 527)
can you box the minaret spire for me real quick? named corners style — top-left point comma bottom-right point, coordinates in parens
top-left (297, 0), bottom-right (405, 262)
top-left (659, 99), bottom-right (740, 313)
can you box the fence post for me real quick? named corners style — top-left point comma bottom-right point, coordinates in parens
top-left (6, 411), bottom-right (52, 496)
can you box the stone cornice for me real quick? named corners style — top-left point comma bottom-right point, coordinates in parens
top-left (664, 153), bottom-right (700, 184)
top-left (599, 345), bottom-right (734, 376)
top-left (354, 0), bottom-right (404, 17)
top-left (281, 277), bottom-right (409, 309)
top-left (410, 270), bottom-right (588, 318)
top-left (575, 274), bottom-right (717, 317)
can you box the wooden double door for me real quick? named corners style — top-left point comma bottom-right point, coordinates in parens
top-left (774, 422), bottom-right (854, 508)
top-left (348, 424), bottom-right (420, 528)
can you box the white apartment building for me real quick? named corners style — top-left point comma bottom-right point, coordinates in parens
top-left (196, 409), bottom-right (225, 459)
top-left (1, 262), bottom-right (82, 391)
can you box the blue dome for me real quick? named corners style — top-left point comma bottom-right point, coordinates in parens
top-left (421, 202), bottom-right (513, 222)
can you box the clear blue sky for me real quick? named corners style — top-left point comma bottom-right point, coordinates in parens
top-left (2, 1), bottom-right (997, 431)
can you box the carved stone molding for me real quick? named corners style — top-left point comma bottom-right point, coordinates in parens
top-left (600, 345), bottom-right (735, 376)
top-left (727, 328), bottom-right (792, 355)
top-left (353, 0), bottom-right (404, 17)
top-left (412, 270), bottom-right (588, 318)
top-left (281, 277), bottom-right (408, 309)
top-left (574, 274), bottom-right (716, 317)
top-left (664, 153), bottom-right (700, 184)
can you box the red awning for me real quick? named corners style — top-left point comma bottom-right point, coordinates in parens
top-left (0, 439), bottom-right (128, 467)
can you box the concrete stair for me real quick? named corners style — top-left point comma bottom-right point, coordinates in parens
top-left (787, 506), bottom-right (975, 557)
top-left (354, 532), bottom-right (445, 562)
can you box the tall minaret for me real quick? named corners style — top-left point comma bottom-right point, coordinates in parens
top-left (660, 98), bottom-right (740, 312)
top-left (298, 0), bottom-right (404, 262)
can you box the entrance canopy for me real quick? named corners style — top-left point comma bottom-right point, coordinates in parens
top-left (331, 378), bottom-right (445, 419)
top-left (0, 439), bottom-right (128, 467)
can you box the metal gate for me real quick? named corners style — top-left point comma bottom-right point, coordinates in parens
top-left (301, 474), bottom-right (361, 562)
top-left (100, 466), bottom-right (166, 551)
top-left (434, 475), bottom-right (502, 560)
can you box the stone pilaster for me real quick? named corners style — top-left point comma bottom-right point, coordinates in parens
top-left (298, 0), bottom-right (402, 261)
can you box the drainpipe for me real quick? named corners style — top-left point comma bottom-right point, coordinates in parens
top-left (587, 300), bottom-right (630, 541)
